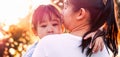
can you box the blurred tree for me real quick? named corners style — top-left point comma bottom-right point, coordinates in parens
top-left (51, 0), bottom-right (63, 9)
top-left (115, 0), bottom-right (120, 44)
top-left (0, 6), bottom-right (34, 57)
top-left (1, 25), bottom-right (32, 57)
top-left (115, 0), bottom-right (120, 27)
top-left (0, 38), bottom-right (7, 57)
top-left (116, 0), bottom-right (120, 18)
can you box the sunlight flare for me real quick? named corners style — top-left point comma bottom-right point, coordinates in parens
top-left (31, 0), bottom-right (51, 9)
top-left (0, 32), bottom-right (4, 39)
top-left (0, 0), bottom-right (30, 26)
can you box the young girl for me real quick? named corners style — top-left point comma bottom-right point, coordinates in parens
top-left (22, 5), bottom-right (63, 57)
top-left (32, 0), bottom-right (118, 57)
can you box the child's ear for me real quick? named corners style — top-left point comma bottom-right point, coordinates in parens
top-left (61, 24), bottom-right (65, 33)
top-left (32, 28), bottom-right (38, 36)
top-left (76, 8), bottom-right (86, 20)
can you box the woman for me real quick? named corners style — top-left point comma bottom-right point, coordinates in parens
top-left (32, 0), bottom-right (118, 57)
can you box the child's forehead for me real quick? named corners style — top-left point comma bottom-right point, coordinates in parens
top-left (39, 13), bottom-right (61, 23)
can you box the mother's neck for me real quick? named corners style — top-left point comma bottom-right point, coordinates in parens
top-left (70, 23), bottom-right (90, 37)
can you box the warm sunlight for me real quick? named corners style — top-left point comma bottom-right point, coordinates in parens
top-left (0, 0), bottom-right (119, 57)
top-left (118, 0), bottom-right (120, 2)
top-left (31, 0), bottom-right (51, 9)
top-left (0, 0), bottom-right (30, 26)
top-left (0, 0), bottom-right (52, 26)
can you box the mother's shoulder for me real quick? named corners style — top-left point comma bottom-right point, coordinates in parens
top-left (39, 33), bottom-right (69, 43)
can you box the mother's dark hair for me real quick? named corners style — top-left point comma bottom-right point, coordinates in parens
top-left (68, 0), bottom-right (118, 56)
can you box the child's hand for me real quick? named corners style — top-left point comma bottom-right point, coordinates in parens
top-left (84, 32), bottom-right (104, 53)
top-left (89, 37), bottom-right (104, 53)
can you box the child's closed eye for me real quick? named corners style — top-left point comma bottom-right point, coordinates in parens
top-left (41, 25), bottom-right (47, 28)
top-left (52, 23), bottom-right (58, 26)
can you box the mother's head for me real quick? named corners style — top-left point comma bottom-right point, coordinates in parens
top-left (63, 0), bottom-right (109, 33)
top-left (63, 0), bottom-right (118, 56)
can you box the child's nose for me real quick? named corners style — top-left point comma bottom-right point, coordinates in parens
top-left (47, 27), bottom-right (54, 34)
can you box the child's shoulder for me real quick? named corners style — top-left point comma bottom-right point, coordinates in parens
top-left (23, 41), bottom-right (39, 57)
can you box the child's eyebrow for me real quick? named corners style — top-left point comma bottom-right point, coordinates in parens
top-left (51, 19), bottom-right (60, 22)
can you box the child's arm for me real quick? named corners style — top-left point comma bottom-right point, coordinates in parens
top-left (84, 28), bottom-right (105, 53)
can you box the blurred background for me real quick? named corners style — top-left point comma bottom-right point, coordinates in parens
top-left (0, 0), bottom-right (119, 57)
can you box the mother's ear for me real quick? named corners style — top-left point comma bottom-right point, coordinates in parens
top-left (76, 8), bottom-right (86, 20)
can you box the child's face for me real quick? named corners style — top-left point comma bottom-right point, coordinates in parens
top-left (37, 13), bottom-right (62, 38)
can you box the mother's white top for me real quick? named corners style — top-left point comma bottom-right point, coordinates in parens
top-left (32, 33), bottom-right (110, 57)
